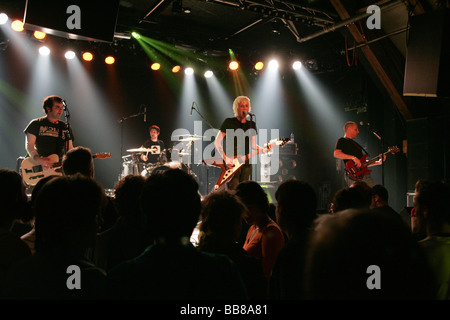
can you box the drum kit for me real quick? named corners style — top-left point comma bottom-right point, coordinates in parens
top-left (120, 134), bottom-right (204, 179)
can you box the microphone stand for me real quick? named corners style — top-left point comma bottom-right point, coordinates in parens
top-left (117, 110), bottom-right (146, 177)
top-left (371, 128), bottom-right (385, 186)
top-left (191, 102), bottom-right (215, 130)
top-left (191, 103), bottom-right (215, 194)
top-left (62, 101), bottom-right (71, 157)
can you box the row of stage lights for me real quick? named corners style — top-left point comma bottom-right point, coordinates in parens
top-left (1, 14), bottom-right (305, 74)
top-left (1, 15), bottom-right (117, 64)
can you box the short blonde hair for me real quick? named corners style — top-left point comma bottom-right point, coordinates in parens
top-left (344, 121), bottom-right (357, 132)
top-left (232, 96), bottom-right (251, 117)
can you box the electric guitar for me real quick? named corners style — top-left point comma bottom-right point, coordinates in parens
top-left (21, 152), bottom-right (111, 186)
top-left (345, 146), bottom-right (400, 181)
top-left (204, 138), bottom-right (289, 192)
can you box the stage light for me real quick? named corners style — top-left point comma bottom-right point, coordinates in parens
top-left (105, 56), bottom-right (115, 64)
top-left (82, 52), bottom-right (93, 61)
top-left (151, 62), bottom-right (161, 70)
top-left (185, 67), bottom-right (194, 75)
top-left (11, 20), bottom-right (24, 32)
top-left (254, 61), bottom-right (264, 71)
top-left (229, 60), bottom-right (239, 71)
top-left (204, 70), bottom-right (213, 78)
top-left (131, 32), bottom-right (140, 39)
top-left (38, 46), bottom-right (50, 56)
top-left (0, 13), bottom-right (8, 25)
top-left (33, 30), bottom-right (46, 40)
top-left (65, 50), bottom-right (76, 60)
top-left (292, 61), bottom-right (302, 70)
top-left (172, 65), bottom-right (181, 73)
top-left (268, 59), bottom-right (279, 70)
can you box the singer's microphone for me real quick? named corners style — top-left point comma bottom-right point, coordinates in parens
top-left (244, 111), bottom-right (255, 116)
top-left (144, 106), bottom-right (147, 122)
top-left (359, 121), bottom-right (370, 126)
top-left (190, 102), bottom-right (194, 116)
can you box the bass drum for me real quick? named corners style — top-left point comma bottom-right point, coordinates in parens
top-left (140, 162), bottom-right (161, 177)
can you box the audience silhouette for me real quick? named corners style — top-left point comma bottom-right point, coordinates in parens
top-left (235, 180), bottom-right (285, 280)
top-left (20, 175), bottom-right (59, 255)
top-left (1, 160), bottom-right (447, 301)
top-left (414, 180), bottom-right (450, 300)
top-left (106, 169), bottom-right (248, 299)
top-left (304, 208), bottom-right (435, 299)
top-left (198, 190), bottom-right (267, 299)
top-left (93, 174), bottom-right (153, 271)
top-left (0, 174), bottom-right (107, 299)
top-left (269, 179), bottom-right (318, 299)
top-left (62, 146), bottom-right (117, 232)
top-left (0, 169), bottom-right (31, 276)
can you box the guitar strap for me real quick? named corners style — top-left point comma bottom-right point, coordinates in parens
top-left (345, 138), bottom-right (369, 155)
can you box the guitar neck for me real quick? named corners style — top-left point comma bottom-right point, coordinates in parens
top-left (366, 150), bottom-right (390, 166)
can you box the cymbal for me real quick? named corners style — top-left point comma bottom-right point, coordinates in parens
top-left (173, 134), bottom-right (204, 138)
top-left (179, 137), bottom-right (202, 142)
top-left (126, 147), bottom-right (152, 153)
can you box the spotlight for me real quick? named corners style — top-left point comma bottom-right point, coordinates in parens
top-left (0, 13), bottom-right (8, 25)
top-left (172, 65), bottom-right (181, 73)
top-left (184, 67), bottom-right (194, 75)
top-left (131, 32), bottom-right (140, 39)
top-left (38, 46), bottom-right (50, 56)
top-left (254, 61), bottom-right (264, 71)
top-left (268, 59), bottom-right (279, 70)
top-left (105, 56), bottom-right (115, 64)
top-left (229, 60), bottom-right (239, 71)
top-left (11, 20), bottom-right (24, 32)
top-left (33, 30), bottom-right (46, 40)
top-left (82, 52), bottom-right (93, 61)
top-left (65, 50), bottom-right (76, 60)
top-left (204, 70), bottom-right (213, 78)
top-left (292, 61), bottom-right (302, 70)
top-left (151, 62), bottom-right (161, 71)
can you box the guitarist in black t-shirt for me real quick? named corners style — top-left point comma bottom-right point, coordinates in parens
top-left (214, 96), bottom-right (267, 190)
top-left (334, 121), bottom-right (385, 187)
top-left (23, 96), bottom-right (74, 176)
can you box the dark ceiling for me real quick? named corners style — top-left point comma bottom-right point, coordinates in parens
top-left (2, 0), bottom-right (438, 64)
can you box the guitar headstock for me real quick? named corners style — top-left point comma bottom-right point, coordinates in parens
top-left (277, 138), bottom-right (290, 147)
top-left (266, 138), bottom-right (290, 150)
top-left (93, 152), bottom-right (111, 159)
top-left (388, 146), bottom-right (400, 154)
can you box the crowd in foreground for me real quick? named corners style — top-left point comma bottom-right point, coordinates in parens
top-left (0, 147), bottom-right (448, 300)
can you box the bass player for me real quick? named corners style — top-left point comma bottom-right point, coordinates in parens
top-left (334, 121), bottom-right (384, 187)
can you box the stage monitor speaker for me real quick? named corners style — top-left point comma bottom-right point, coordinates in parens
top-left (24, 0), bottom-right (120, 42)
top-left (403, 8), bottom-right (450, 97)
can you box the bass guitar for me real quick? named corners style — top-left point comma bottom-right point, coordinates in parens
top-left (21, 152), bottom-right (111, 186)
top-left (345, 146), bottom-right (400, 181)
top-left (204, 138), bottom-right (289, 192)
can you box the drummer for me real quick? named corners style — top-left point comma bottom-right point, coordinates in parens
top-left (140, 125), bottom-right (167, 166)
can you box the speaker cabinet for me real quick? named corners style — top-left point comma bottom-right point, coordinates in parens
top-left (403, 9), bottom-right (450, 97)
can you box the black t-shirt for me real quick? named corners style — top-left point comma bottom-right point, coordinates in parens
top-left (335, 137), bottom-right (365, 164)
top-left (219, 117), bottom-right (257, 158)
top-left (23, 117), bottom-right (74, 159)
top-left (141, 139), bottom-right (165, 164)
